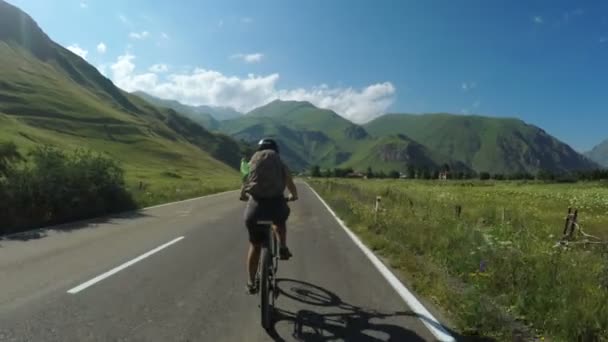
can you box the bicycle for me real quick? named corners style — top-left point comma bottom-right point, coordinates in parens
top-left (242, 195), bottom-right (293, 330)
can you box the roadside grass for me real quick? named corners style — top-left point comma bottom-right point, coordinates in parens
top-left (309, 179), bottom-right (608, 341)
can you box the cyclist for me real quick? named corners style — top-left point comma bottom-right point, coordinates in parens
top-left (240, 138), bottom-right (298, 294)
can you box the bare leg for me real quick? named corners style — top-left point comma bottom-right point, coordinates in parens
top-left (272, 223), bottom-right (287, 247)
top-left (247, 243), bottom-right (261, 283)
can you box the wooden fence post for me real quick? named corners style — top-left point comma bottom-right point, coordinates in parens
top-left (455, 205), bottom-right (462, 219)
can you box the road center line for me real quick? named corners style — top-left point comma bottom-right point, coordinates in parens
top-left (67, 236), bottom-right (185, 294)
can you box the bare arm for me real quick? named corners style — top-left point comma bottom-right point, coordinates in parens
top-left (284, 165), bottom-right (298, 200)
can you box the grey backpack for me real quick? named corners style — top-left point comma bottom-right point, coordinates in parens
top-left (245, 150), bottom-right (286, 199)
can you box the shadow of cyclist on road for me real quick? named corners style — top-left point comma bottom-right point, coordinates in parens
top-left (266, 278), bottom-right (425, 341)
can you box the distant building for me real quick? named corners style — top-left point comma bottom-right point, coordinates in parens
top-left (346, 172), bottom-right (366, 179)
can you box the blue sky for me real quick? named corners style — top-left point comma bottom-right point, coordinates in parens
top-left (7, 0), bottom-right (608, 151)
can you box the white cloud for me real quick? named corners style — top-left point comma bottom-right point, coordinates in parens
top-left (241, 17), bottom-right (253, 24)
top-left (118, 14), bottom-right (133, 27)
top-left (600, 37), bottom-right (608, 43)
top-left (129, 31), bottom-right (150, 40)
top-left (67, 44), bottom-right (88, 60)
top-left (109, 54), bottom-right (395, 123)
top-left (96, 42), bottom-right (107, 54)
top-left (218, 20), bottom-right (224, 28)
top-left (231, 53), bottom-right (264, 64)
top-left (461, 81), bottom-right (476, 91)
top-left (80, 1), bottom-right (87, 9)
top-left (149, 64), bottom-right (169, 73)
top-left (533, 16), bottom-right (543, 24)
top-left (97, 64), bottom-right (107, 76)
top-left (472, 100), bottom-right (481, 108)
top-left (160, 32), bottom-right (169, 40)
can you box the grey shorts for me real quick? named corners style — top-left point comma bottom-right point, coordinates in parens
top-left (244, 197), bottom-right (290, 244)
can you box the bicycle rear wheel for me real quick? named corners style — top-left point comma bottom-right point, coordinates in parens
top-left (260, 247), bottom-right (272, 330)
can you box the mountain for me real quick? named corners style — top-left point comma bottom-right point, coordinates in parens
top-left (132, 91), bottom-right (242, 126)
top-left (365, 113), bottom-right (598, 174)
top-left (342, 134), bottom-right (471, 173)
top-left (132, 91), bottom-right (220, 130)
top-left (0, 0), bottom-right (243, 185)
top-left (198, 105), bottom-right (242, 121)
top-left (585, 140), bottom-right (608, 167)
top-left (219, 100), bottom-right (373, 170)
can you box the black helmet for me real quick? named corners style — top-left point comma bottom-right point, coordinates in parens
top-left (257, 138), bottom-right (279, 153)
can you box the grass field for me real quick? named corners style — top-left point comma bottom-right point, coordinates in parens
top-left (0, 112), bottom-right (241, 209)
top-left (309, 179), bottom-right (608, 341)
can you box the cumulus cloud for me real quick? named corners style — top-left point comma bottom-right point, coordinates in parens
top-left (97, 64), bottom-right (107, 76)
top-left (67, 44), bottom-right (88, 60)
top-left (118, 14), bottom-right (132, 26)
top-left (96, 42), bottom-right (107, 54)
top-left (149, 64), bottom-right (169, 73)
top-left (461, 82), bottom-right (476, 91)
top-left (129, 31), bottom-right (149, 40)
top-left (80, 1), bottom-right (87, 9)
top-left (109, 54), bottom-right (395, 122)
top-left (241, 17), bottom-right (253, 24)
top-left (533, 16), bottom-right (543, 24)
top-left (231, 53), bottom-right (264, 64)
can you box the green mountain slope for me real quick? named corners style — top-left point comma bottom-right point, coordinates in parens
top-left (220, 100), bottom-right (372, 170)
top-left (198, 105), bottom-right (242, 121)
top-left (343, 134), bottom-right (471, 173)
top-left (132, 91), bottom-right (242, 124)
top-left (585, 140), bottom-right (608, 167)
top-left (364, 113), bottom-right (598, 174)
top-left (0, 0), bottom-right (240, 195)
top-left (132, 91), bottom-right (220, 130)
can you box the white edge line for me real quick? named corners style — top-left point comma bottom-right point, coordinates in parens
top-left (143, 189), bottom-right (239, 210)
top-left (305, 183), bottom-right (456, 342)
top-left (67, 236), bottom-right (185, 294)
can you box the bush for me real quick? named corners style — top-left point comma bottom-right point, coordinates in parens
top-left (0, 145), bottom-right (135, 235)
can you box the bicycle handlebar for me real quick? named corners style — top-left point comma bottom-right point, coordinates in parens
top-left (239, 194), bottom-right (297, 202)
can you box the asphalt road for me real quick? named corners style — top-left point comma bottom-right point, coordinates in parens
top-left (0, 183), bottom-right (453, 341)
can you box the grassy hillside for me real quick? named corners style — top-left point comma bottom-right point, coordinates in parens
top-left (585, 139), bottom-right (608, 167)
top-left (133, 91), bottom-right (242, 124)
top-left (365, 113), bottom-right (598, 174)
top-left (342, 134), bottom-right (471, 173)
top-left (220, 100), bottom-right (374, 171)
top-left (0, 0), bottom-right (241, 206)
top-left (132, 91), bottom-right (220, 130)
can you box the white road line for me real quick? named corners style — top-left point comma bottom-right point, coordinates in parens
top-left (306, 183), bottom-right (456, 342)
top-left (67, 236), bottom-right (185, 294)
top-left (143, 190), bottom-right (239, 210)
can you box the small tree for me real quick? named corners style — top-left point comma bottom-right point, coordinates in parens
top-left (310, 165), bottom-right (321, 177)
top-left (479, 172), bottom-right (491, 180)
top-left (366, 167), bottom-right (374, 179)
top-left (406, 165), bottom-right (416, 179)
top-left (389, 170), bottom-right (400, 179)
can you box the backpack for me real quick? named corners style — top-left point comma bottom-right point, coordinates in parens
top-left (245, 150), bottom-right (286, 199)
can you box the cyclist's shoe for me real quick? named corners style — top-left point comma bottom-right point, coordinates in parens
top-left (279, 246), bottom-right (292, 260)
top-left (246, 280), bottom-right (259, 295)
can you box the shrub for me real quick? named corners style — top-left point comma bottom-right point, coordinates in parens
top-left (0, 145), bottom-right (135, 235)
